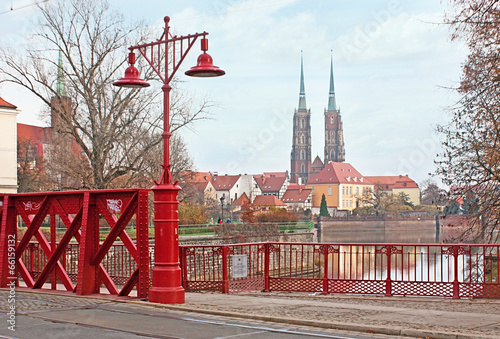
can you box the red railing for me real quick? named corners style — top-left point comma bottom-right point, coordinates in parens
top-left (10, 241), bottom-right (500, 299)
top-left (0, 189), bottom-right (150, 298)
top-left (179, 242), bottom-right (500, 299)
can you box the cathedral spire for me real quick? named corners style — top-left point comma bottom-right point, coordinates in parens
top-left (56, 50), bottom-right (66, 97)
top-left (298, 52), bottom-right (307, 110)
top-left (327, 51), bottom-right (337, 111)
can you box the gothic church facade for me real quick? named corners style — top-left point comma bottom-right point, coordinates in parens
top-left (290, 55), bottom-right (345, 184)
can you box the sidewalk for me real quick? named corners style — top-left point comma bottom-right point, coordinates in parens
top-left (2, 288), bottom-right (500, 338)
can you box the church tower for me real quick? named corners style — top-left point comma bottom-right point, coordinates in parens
top-left (290, 54), bottom-right (312, 184)
top-left (324, 54), bottom-right (345, 163)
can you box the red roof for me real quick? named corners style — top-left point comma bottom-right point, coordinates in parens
top-left (365, 175), bottom-right (418, 190)
top-left (253, 195), bottom-right (286, 207)
top-left (0, 96), bottom-right (17, 109)
top-left (253, 174), bottom-right (287, 192)
top-left (193, 181), bottom-right (210, 191)
top-left (182, 171), bottom-right (212, 183)
top-left (311, 155), bottom-right (324, 167)
top-left (263, 171), bottom-right (288, 178)
top-left (17, 123), bottom-right (51, 143)
top-left (282, 186), bottom-right (312, 203)
top-left (306, 161), bottom-right (369, 185)
top-left (211, 174), bottom-right (240, 191)
top-left (232, 192), bottom-right (250, 206)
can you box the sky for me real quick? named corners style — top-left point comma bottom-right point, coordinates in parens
top-left (0, 0), bottom-right (467, 186)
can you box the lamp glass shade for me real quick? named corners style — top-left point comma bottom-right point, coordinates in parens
top-left (185, 52), bottom-right (225, 77)
top-left (113, 65), bottom-right (150, 88)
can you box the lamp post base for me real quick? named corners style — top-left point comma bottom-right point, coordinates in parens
top-left (149, 264), bottom-right (185, 304)
top-left (149, 183), bottom-right (185, 304)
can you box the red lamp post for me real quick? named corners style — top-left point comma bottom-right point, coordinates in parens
top-left (113, 16), bottom-right (224, 304)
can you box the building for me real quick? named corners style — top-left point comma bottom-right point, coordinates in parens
top-left (290, 54), bottom-right (345, 184)
top-left (323, 55), bottom-right (345, 163)
top-left (365, 175), bottom-right (421, 206)
top-left (290, 54), bottom-right (312, 184)
top-left (253, 172), bottom-right (288, 198)
top-left (282, 183), bottom-right (312, 210)
top-left (306, 161), bottom-right (373, 212)
top-left (252, 195), bottom-right (287, 211)
top-left (210, 173), bottom-right (255, 204)
top-left (0, 97), bottom-right (19, 193)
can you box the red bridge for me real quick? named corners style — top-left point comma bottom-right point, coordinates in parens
top-left (1, 190), bottom-right (499, 300)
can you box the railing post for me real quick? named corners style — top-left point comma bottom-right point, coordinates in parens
top-left (264, 243), bottom-right (270, 292)
top-left (0, 195), bottom-right (17, 287)
top-left (77, 192), bottom-right (99, 295)
top-left (385, 246), bottom-right (392, 297)
top-left (452, 245), bottom-right (460, 299)
top-left (180, 247), bottom-right (188, 290)
top-left (50, 208), bottom-right (56, 290)
top-left (222, 245), bottom-right (229, 293)
top-left (136, 190), bottom-right (150, 299)
top-left (322, 245), bottom-right (328, 295)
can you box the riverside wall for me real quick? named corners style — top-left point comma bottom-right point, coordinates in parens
top-left (179, 231), bottom-right (316, 246)
top-left (317, 216), bottom-right (467, 243)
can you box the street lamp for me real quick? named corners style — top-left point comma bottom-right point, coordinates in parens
top-left (220, 195), bottom-right (225, 222)
top-left (114, 16), bottom-right (225, 304)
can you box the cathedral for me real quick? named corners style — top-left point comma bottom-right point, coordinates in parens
top-left (290, 55), bottom-right (345, 184)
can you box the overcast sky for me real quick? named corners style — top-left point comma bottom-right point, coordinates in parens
top-left (0, 0), bottom-right (467, 186)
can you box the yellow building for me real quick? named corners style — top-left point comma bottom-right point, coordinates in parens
top-left (364, 175), bottom-right (421, 206)
top-left (306, 162), bottom-right (373, 211)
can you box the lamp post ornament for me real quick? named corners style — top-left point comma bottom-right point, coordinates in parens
top-left (114, 16), bottom-right (224, 304)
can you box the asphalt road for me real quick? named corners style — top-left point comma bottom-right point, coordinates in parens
top-left (0, 293), bottom-right (403, 339)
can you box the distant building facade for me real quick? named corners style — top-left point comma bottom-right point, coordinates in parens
top-left (0, 97), bottom-right (19, 193)
top-left (306, 161), bottom-right (373, 212)
top-left (365, 175), bottom-right (421, 206)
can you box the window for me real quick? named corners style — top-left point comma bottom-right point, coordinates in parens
top-left (349, 186), bottom-right (352, 195)
top-left (328, 186), bottom-right (332, 196)
top-left (235, 193), bottom-right (237, 200)
top-left (356, 187), bottom-right (359, 195)
top-left (330, 116), bottom-right (334, 124)
top-left (301, 119), bottom-right (305, 128)
top-left (301, 135), bottom-right (305, 143)
top-left (301, 164), bottom-right (305, 173)
top-left (301, 150), bottom-right (305, 160)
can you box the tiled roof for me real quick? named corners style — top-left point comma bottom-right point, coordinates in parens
top-left (253, 174), bottom-right (286, 192)
top-left (311, 155), bottom-right (324, 167)
top-left (306, 161), bottom-right (369, 185)
top-left (393, 175), bottom-right (419, 189)
top-left (0, 96), bottom-right (17, 109)
top-left (253, 195), bottom-right (286, 207)
top-left (17, 123), bottom-right (51, 143)
top-left (282, 187), bottom-right (312, 203)
top-left (263, 171), bottom-right (288, 178)
top-left (182, 171), bottom-right (212, 183)
top-left (193, 181), bottom-right (210, 191)
top-left (211, 174), bottom-right (240, 191)
top-left (365, 175), bottom-right (418, 190)
top-left (232, 192), bottom-right (250, 206)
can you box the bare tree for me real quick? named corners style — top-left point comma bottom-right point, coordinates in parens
top-left (437, 0), bottom-right (500, 243)
top-left (0, 0), bottom-right (211, 189)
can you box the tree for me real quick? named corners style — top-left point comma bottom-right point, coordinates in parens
top-left (240, 200), bottom-right (256, 223)
top-left (437, 0), bottom-right (500, 242)
top-left (178, 202), bottom-right (208, 225)
top-left (17, 138), bottom-right (48, 192)
top-left (0, 0), bottom-right (210, 190)
top-left (420, 180), bottom-right (447, 206)
top-left (319, 194), bottom-right (330, 217)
